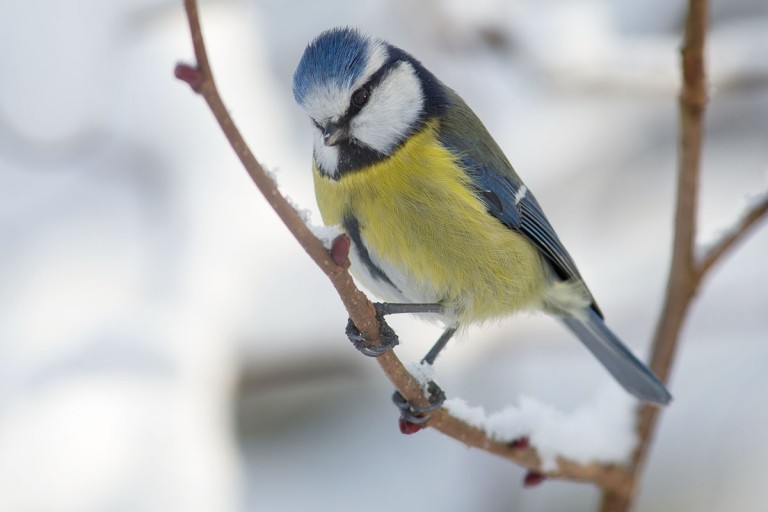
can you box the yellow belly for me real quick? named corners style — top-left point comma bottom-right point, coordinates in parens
top-left (313, 121), bottom-right (548, 323)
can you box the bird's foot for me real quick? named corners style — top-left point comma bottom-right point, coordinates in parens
top-left (345, 304), bottom-right (399, 357)
top-left (392, 381), bottom-right (445, 434)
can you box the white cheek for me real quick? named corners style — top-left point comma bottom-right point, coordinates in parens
top-left (313, 129), bottom-right (339, 177)
top-left (351, 62), bottom-right (424, 154)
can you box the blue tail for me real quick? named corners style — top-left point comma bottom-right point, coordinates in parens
top-left (561, 309), bottom-right (672, 405)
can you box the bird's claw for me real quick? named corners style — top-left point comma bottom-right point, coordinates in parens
top-left (392, 380), bottom-right (445, 425)
top-left (345, 306), bottom-right (399, 357)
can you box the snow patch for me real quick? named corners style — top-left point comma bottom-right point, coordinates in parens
top-left (309, 224), bottom-right (344, 250)
top-left (445, 386), bottom-right (638, 471)
top-left (406, 361), bottom-right (436, 393)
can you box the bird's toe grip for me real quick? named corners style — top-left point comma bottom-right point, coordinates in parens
top-left (345, 315), bottom-right (400, 357)
top-left (392, 380), bottom-right (445, 428)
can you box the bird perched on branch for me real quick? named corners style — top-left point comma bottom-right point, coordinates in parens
top-left (293, 27), bottom-right (671, 415)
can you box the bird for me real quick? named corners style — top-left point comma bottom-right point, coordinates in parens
top-left (292, 27), bottom-right (671, 407)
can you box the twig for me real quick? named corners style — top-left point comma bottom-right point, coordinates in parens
top-left (696, 194), bottom-right (768, 278)
top-left (600, 1), bottom-right (711, 510)
top-left (175, 0), bottom-right (637, 489)
top-left (174, 1), bottom-right (393, 381)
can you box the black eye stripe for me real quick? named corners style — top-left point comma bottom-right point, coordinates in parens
top-left (343, 57), bottom-right (404, 119)
top-left (366, 57), bottom-right (401, 90)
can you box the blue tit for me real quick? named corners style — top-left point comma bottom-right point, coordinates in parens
top-left (293, 27), bottom-right (671, 405)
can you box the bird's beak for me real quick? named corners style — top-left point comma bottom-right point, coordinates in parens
top-left (322, 120), bottom-right (349, 147)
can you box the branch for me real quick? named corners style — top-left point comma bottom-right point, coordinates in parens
top-left (618, 1), bottom-right (711, 509)
top-left (176, 0), bottom-right (636, 490)
top-left (696, 193), bottom-right (768, 278)
top-left (174, 1), bottom-right (398, 388)
top-left (646, 0), bottom-right (710, 389)
top-left (600, 0), bottom-right (768, 509)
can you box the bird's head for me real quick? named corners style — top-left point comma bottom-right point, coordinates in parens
top-left (293, 27), bottom-right (446, 177)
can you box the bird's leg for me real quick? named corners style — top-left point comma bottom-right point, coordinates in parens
top-left (375, 303), bottom-right (445, 316)
top-left (345, 302), bottom-right (444, 357)
top-left (421, 325), bottom-right (458, 365)
top-left (391, 325), bottom-right (457, 426)
top-left (346, 303), bottom-right (452, 428)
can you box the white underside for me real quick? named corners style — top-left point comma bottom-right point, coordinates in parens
top-left (347, 239), bottom-right (446, 310)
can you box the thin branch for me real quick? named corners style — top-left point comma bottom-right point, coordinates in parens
top-left (175, 0), bottom-right (411, 400)
top-left (638, 0), bottom-right (710, 486)
top-left (175, 0), bottom-right (634, 490)
top-left (696, 194), bottom-right (768, 278)
top-left (601, 1), bottom-right (768, 508)
top-left (601, 1), bottom-right (709, 510)
top-left (647, 0), bottom-right (710, 387)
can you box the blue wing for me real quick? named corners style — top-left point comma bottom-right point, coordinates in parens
top-left (465, 163), bottom-right (585, 285)
top-left (436, 88), bottom-right (600, 315)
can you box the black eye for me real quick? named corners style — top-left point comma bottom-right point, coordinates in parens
top-left (351, 87), bottom-right (370, 108)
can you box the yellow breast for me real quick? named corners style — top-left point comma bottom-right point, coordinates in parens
top-left (313, 120), bottom-right (548, 323)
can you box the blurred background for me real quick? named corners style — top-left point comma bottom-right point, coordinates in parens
top-left (1, 0), bottom-right (767, 510)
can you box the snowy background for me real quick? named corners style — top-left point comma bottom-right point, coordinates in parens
top-left (1, 0), bottom-right (767, 511)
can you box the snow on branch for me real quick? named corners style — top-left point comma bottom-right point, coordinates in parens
top-left (445, 386), bottom-right (637, 471)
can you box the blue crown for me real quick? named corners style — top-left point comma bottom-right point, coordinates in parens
top-left (293, 27), bottom-right (373, 106)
